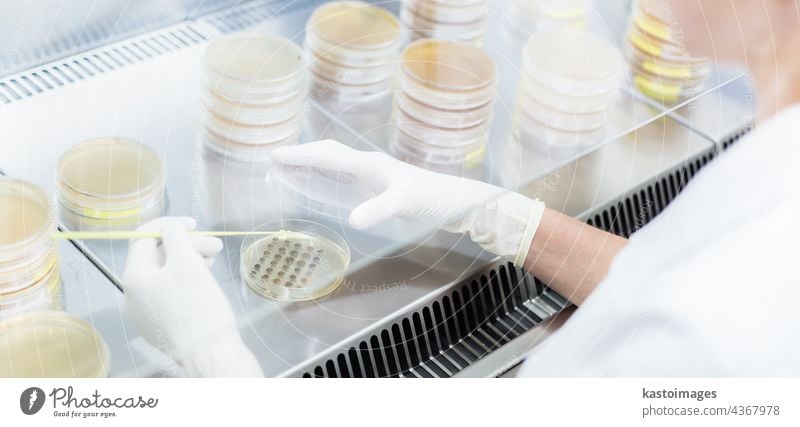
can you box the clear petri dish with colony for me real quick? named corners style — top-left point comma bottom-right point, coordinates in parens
top-left (0, 179), bottom-right (59, 302)
top-left (392, 130), bottom-right (487, 166)
top-left (57, 138), bottom-right (165, 231)
top-left (205, 111), bottom-right (302, 145)
top-left (393, 107), bottom-right (490, 146)
top-left (240, 219), bottom-right (350, 302)
top-left (517, 96), bottom-right (609, 132)
top-left (0, 270), bottom-right (60, 321)
top-left (0, 311), bottom-right (110, 378)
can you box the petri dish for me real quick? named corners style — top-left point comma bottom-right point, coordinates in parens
top-left (0, 311), bottom-right (110, 378)
top-left (395, 91), bottom-right (494, 129)
top-left (307, 2), bottom-right (401, 51)
top-left (0, 179), bottom-right (59, 298)
top-left (0, 269), bottom-right (61, 321)
top-left (520, 74), bottom-right (618, 114)
top-left (401, 39), bottom-right (496, 93)
top-left (240, 220), bottom-right (350, 302)
top-left (203, 128), bottom-right (299, 162)
top-left (392, 129), bottom-right (487, 166)
top-left (308, 50), bottom-right (397, 85)
top-left (205, 110), bottom-right (303, 144)
top-left (205, 89), bottom-right (306, 126)
top-left (517, 94), bottom-right (610, 132)
top-left (393, 106), bottom-right (490, 146)
top-left (514, 109), bottom-right (606, 148)
top-left (57, 138), bottom-right (165, 230)
top-left (522, 30), bottom-right (624, 96)
top-left (403, 0), bottom-right (488, 24)
top-left (204, 33), bottom-right (305, 91)
top-left (310, 70), bottom-right (395, 99)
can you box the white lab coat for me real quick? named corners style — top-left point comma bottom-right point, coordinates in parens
top-left (519, 105), bottom-right (800, 377)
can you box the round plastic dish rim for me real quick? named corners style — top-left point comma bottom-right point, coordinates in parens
top-left (204, 89), bottom-right (307, 126)
top-left (514, 110), bottom-right (606, 148)
top-left (0, 310), bottom-right (110, 378)
top-left (0, 267), bottom-right (60, 317)
top-left (203, 72), bottom-right (308, 105)
top-left (203, 33), bottom-right (306, 86)
top-left (392, 130), bottom-right (488, 166)
top-left (393, 105), bottom-right (491, 146)
top-left (0, 246), bottom-right (58, 295)
top-left (622, 41), bottom-right (710, 77)
top-left (239, 219), bottom-right (351, 302)
top-left (516, 93), bottom-right (611, 132)
top-left (310, 70), bottom-right (395, 99)
top-left (306, 1), bottom-right (403, 52)
top-left (395, 90), bottom-right (494, 129)
top-left (203, 128), bottom-right (300, 162)
top-left (304, 34), bottom-right (401, 68)
top-left (401, 0), bottom-right (489, 25)
top-left (520, 74), bottom-right (619, 114)
top-left (205, 111), bottom-right (303, 145)
top-left (401, 39), bottom-right (497, 93)
top-left (308, 50), bottom-right (398, 86)
top-left (401, 14), bottom-right (489, 42)
top-left (0, 178), bottom-right (56, 263)
top-left (57, 138), bottom-right (165, 211)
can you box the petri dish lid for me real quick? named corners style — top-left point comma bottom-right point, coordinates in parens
top-left (308, 49), bottom-right (398, 85)
top-left (392, 129), bottom-right (488, 166)
top-left (0, 311), bottom-right (110, 378)
top-left (401, 39), bottom-right (496, 92)
top-left (205, 111), bottom-right (303, 145)
top-left (0, 179), bottom-right (54, 257)
top-left (516, 93), bottom-right (609, 132)
top-left (205, 89), bottom-right (306, 126)
top-left (307, 1), bottom-right (401, 51)
top-left (204, 33), bottom-right (305, 85)
top-left (514, 109), bottom-right (606, 148)
top-left (393, 106), bottom-right (490, 147)
top-left (57, 138), bottom-right (165, 208)
top-left (395, 90), bottom-right (494, 129)
top-left (523, 30), bottom-right (623, 88)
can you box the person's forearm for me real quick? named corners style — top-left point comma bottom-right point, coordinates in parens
top-left (523, 208), bottom-right (627, 306)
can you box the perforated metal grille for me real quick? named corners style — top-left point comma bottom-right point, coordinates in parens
top-left (0, 25), bottom-right (207, 105)
top-left (302, 264), bottom-right (568, 378)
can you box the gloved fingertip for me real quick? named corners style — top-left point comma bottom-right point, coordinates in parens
top-left (179, 217), bottom-right (198, 231)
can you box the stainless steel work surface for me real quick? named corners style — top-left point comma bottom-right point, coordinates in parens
top-left (0, 0), bottom-right (750, 376)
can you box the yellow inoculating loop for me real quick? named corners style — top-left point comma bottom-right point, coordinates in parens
top-left (634, 74), bottom-right (681, 104)
top-left (642, 60), bottom-right (692, 79)
top-left (52, 230), bottom-right (280, 240)
top-left (629, 32), bottom-right (662, 57)
top-left (634, 14), bottom-right (671, 42)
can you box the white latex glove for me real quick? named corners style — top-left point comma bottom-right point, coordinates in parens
top-left (122, 217), bottom-right (263, 378)
top-left (270, 140), bottom-right (546, 266)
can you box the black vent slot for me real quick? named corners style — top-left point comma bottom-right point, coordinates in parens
top-left (587, 149), bottom-right (717, 238)
top-left (721, 126), bottom-right (752, 150)
top-left (301, 264), bottom-right (567, 378)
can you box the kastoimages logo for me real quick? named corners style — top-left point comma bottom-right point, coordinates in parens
top-left (20, 387), bottom-right (46, 415)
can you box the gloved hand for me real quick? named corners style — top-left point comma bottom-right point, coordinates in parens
top-left (122, 217), bottom-right (263, 377)
top-left (269, 140), bottom-right (546, 266)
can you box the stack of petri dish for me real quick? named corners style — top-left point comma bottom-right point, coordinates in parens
top-left (624, 0), bottom-right (709, 104)
top-left (0, 178), bottom-right (60, 320)
top-left (514, 30), bottom-right (623, 148)
top-left (508, 0), bottom-right (590, 33)
top-left (305, 1), bottom-right (402, 100)
top-left (57, 137), bottom-right (166, 231)
top-left (391, 39), bottom-right (497, 168)
top-left (400, 0), bottom-right (490, 44)
top-left (203, 33), bottom-right (307, 161)
top-left (0, 311), bottom-right (110, 377)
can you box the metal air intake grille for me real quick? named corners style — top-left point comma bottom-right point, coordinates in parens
top-left (0, 24), bottom-right (207, 105)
